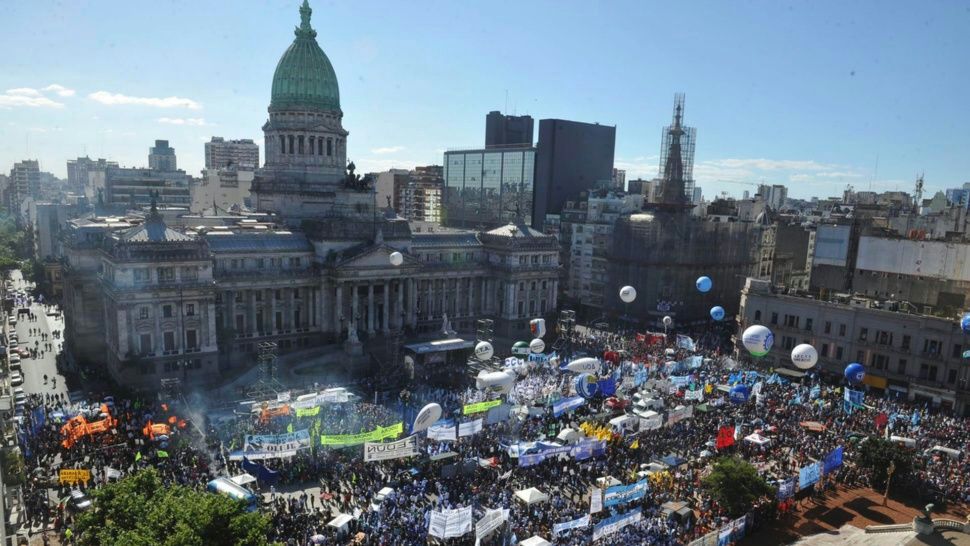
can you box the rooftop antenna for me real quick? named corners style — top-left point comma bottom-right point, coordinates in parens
top-left (870, 154), bottom-right (879, 191)
top-left (505, 89), bottom-right (509, 115)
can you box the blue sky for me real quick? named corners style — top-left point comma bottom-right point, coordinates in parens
top-left (1, 0), bottom-right (967, 200)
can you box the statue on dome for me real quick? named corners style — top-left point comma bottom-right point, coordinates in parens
top-left (343, 161), bottom-right (373, 192)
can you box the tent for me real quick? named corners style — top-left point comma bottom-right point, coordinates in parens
top-left (520, 537), bottom-right (552, 546)
top-left (799, 421), bottom-right (826, 433)
top-left (596, 475), bottom-right (622, 488)
top-left (514, 487), bottom-right (549, 505)
top-left (889, 436), bottom-right (917, 448)
top-left (744, 433), bottom-right (771, 446)
top-left (328, 514), bottom-right (354, 531)
top-left (229, 473), bottom-right (257, 486)
top-left (556, 428), bottom-right (581, 444)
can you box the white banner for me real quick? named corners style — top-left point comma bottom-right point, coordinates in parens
top-left (458, 419), bottom-right (483, 437)
top-left (242, 429), bottom-right (311, 460)
top-left (666, 405), bottom-right (694, 427)
top-left (553, 514), bottom-right (590, 536)
top-left (639, 414), bottom-right (663, 431)
top-left (590, 487), bottom-right (602, 514)
top-left (428, 506), bottom-right (473, 539)
top-left (427, 423), bottom-right (457, 441)
top-left (105, 467), bottom-right (122, 479)
top-left (592, 508), bottom-right (642, 541)
top-left (277, 391), bottom-right (291, 402)
top-left (363, 435), bottom-right (418, 462)
top-left (684, 388), bottom-right (704, 402)
top-left (475, 508), bottom-right (509, 540)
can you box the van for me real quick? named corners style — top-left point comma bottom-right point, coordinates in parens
top-left (370, 487), bottom-right (394, 512)
top-left (632, 393), bottom-right (664, 413)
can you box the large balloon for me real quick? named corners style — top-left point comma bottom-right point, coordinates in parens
top-left (791, 344), bottom-right (818, 370)
top-left (619, 286), bottom-right (637, 303)
top-left (474, 341), bottom-right (494, 361)
top-left (844, 363), bottom-right (865, 385)
top-left (530, 318), bottom-right (546, 338)
top-left (476, 370), bottom-right (516, 393)
top-left (566, 357), bottom-right (601, 374)
top-left (729, 384), bottom-right (751, 404)
top-left (710, 306), bottom-right (725, 321)
top-left (662, 316), bottom-right (673, 327)
top-left (961, 313), bottom-right (970, 334)
top-left (741, 325), bottom-right (774, 357)
top-left (389, 251), bottom-right (404, 266)
top-left (511, 341), bottom-right (530, 356)
top-left (412, 403), bottom-right (442, 433)
top-left (696, 276), bottom-right (712, 293)
top-left (574, 373), bottom-right (600, 399)
top-left (529, 338), bottom-right (545, 354)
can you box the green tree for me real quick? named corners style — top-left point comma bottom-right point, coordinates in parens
top-left (856, 436), bottom-right (913, 489)
top-left (73, 469), bottom-right (272, 546)
top-left (702, 456), bottom-right (775, 518)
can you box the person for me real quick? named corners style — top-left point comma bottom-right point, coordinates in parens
top-left (43, 374), bottom-right (48, 384)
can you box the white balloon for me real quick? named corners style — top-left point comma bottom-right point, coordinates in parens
top-left (565, 357), bottom-right (600, 374)
top-left (474, 341), bottom-right (494, 361)
top-left (475, 370), bottom-right (515, 393)
top-left (662, 316), bottom-right (673, 327)
top-left (742, 325), bottom-right (774, 357)
top-left (619, 286), bottom-right (637, 303)
top-left (412, 403), bottom-right (442, 433)
top-left (529, 338), bottom-right (545, 353)
top-left (790, 343), bottom-right (818, 370)
top-left (389, 251), bottom-right (404, 266)
top-left (529, 318), bottom-right (546, 338)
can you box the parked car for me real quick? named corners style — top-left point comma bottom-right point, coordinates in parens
top-left (369, 487), bottom-right (395, 512)
top-left (10, 371), bottom-right (23, 386)
top-left (68, 490), bottom-right (93, 512)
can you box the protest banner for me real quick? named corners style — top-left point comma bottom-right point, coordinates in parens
top-left (592, 508), bottom-right (642, 541)
top-left (553, 396), bottom-right (586, 417)
top-left (590, 487), bottom-right (602, 513)
top-left (59, 468), bottom-right (91, 486)
top-left (427, 422), bottom-right (457, 442)
top-left (553, 514), bottom-right (590, 536)
top-left (458, 419), bottom-right (483, 437)
top-left (603, 479), bottom-right (649, 508)
top-left (475, 508), bottom-right (509, 540)
top-left (428, 506), bottom-right (473, 539)
top-left (320, 422), bottom-right (403, 446)
top-left (363, 435), bottom-right (418, 462)
top-left (242, 429), bottom-right (311, 460)
top-left (462, 399), bottom-right (501, 415)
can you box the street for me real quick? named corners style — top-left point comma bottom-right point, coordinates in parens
top-left (8, 270), bottom-right (68, 402)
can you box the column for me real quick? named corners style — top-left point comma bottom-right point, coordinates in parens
top-left (552, 279), bottom-right (559, 309)
top-left (454, 278), bottom-right (461, 317)
top-left (367, 283), bottom-right (375, 334)
top-left (335, 282), bottom-right (343, 333)
top-left (506, 283), bottom-right (516, 320)
top-left (408, 278), bottom-right (417, 327)
top-left (382, 282), bottom-right (390, 333)
top-left (269, 288), bottom-right (276, 334)
top-left (249, 289), bottom-right (257, 335)
top-left (427, 280), bottom-right (435, 320)
top-left (480, 279), bottom-right (488, 314)
top-left (154, 304), bottom-right (163, 354)
top-left (206, 302), bottom-right (217, 350)
top-left (318, 283), bottom-right (327, 331)
top-left (397, 279), bottom-right (404, 330)
top-left (351, 283), bottom-right (359, 332)
top-left (467, 277), bottom-right (475, 317)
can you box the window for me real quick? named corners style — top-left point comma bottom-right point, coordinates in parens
top-left (275, 312), bottom-right (282, 330)
top-left (181, 267), bottom-right (198, 281)
top-left (289, 257), bottom-right (301, 267)
top-left (163, 331), bottom-right (176, 352)
top-left (541, 299), bottom-right (547, 314)
top-left (294, 309), bottom-right (301, 326)
top-left (185, 303), bottom-right (195, 317)
top-left (948, 369), bottom-right (957, 384)
top-left (821, 343), bottom-right (829, 357)
top-left (824, 321), bottom-right (831, 334)
top-left (952, 344), bottom-right (963, 358)
top-left (293, 289), bottom-right (301, 299)
top-left (856, 350), bottom-right (864, 363)
top-left (234, 292), bottom-right (243, 303)
top-left (876, 331), bottom-right (893, 346)
top-left (231, 259), bottom-right (239, 269)
top-left (275, 290), bottom-right (282, 300)
top-left (256, 312), bottom-right (264, 332)
top-left (236, 315), bottom-right (244, 331)
top-left (326, 138), bottom-right (332, 156)
top-left (770, 312), bottom-right (778, 325)
top-left (541, 281), bottom-right (547, 290)
top-left (139, 307), bottom-right (149, 319)
top-left (919, 364), bottom-right (938, 381)
top-left (186, 330), bottom-right (198, 350)
top-left (517, 301), bottom-right (524, 317)
top-left (897, 359), bottom-right (907, 375)
top-left (873, 354), bottom-right (889, 370)
top-left (157, 267), bottom-right (175, 282)
top-left (901, 335), bottom-right (911, 350)
top-left (518, 282), bottom-right (524, 291)
top-left (162, 305), bottom-right (173, 318)
top-left (257, 258), bottom-right (265, 268)
top-left (255, 291), bottom-right (262, 302)
top-left (859, 328), bottom-right (868, 341)
top-left (839, 324), bottom-right (846, 336)
top-left (134, 268), bottom-right (150, 282)
top-left (754, 310), bottom-right (762, 321)
top-left (782, 336), bottom-right (795, 350)
top-left (805, 318), bottom-right (813, 331)
top-left (139, 334), bottom-right (152, 356)
top-left (784, 315), bottom-right (798, 328)
top-left (530, 281), bottom-right (536, 290)
top-left (923, 339), bottom-right (940, 355)
top-left (835, 346), bottom-right (844, 359)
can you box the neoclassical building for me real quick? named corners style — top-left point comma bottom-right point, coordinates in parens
top-left (62, 1), bottom-right (560, 389)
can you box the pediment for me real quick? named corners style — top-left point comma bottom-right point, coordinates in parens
top-left (337, 244), bottom-right (417, 269)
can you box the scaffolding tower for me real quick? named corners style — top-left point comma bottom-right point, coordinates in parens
top-left (552, 310), bottom-right (576, 357)
top-left (247, 341), bottom-right (284, 399)
top-left (658, 93), bottom-right (697, 205)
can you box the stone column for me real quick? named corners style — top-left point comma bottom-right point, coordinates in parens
top-left (427, 279), bottom-right (435, 320)
top-left (154, 304), bottom-right (163, 354)
top-left (467, 277), bottom-right (474, 317)
top-left (454, 278), bottom-right (461, 317)
top-left (351, 283), bottom-right (359, 333)
top-left (367, 283), bottom-right (375, 334)
top-left (335, 282), bottom-right (343, 333)
top-left (396, 279), bottom-right (404, 330)
top-left (480, 279), bottom-right (488, 314)
top-left (507, 283), bottom-right (516, 320)
top-left (408, 278), bottom-right (417, 327)
top-left (269, 288), bottom-right (276, 334)
top-left (249, 289), bottom-right (257, 335)
top-left (206, 301), bottom-right (218, 350)
top-left (382, 282), bottom-right (390, 333)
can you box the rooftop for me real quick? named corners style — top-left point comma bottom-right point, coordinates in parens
top-left (204, 231), bottom-right (313, 253)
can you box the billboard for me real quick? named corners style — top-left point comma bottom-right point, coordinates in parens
top-left (813, 225), bottom-right (851, 267)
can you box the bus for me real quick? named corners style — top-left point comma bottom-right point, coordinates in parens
top-left (206, 478), bottom-right (259, 512)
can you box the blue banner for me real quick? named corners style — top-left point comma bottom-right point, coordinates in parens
top-left (592, 508), bottom-right (642, 541)
top-left (823, 446), bottom-right (843, 474)
top-left (603, 479), bottom-right (649, 507)
top-left (669, 375), bottom-right (690, 386)
top-left (676, 335), bottom-right (696, 351)
top-left (809, 385), bottom-right (821, 400)
top-left (30, 405), bottom-right (46, 436)
top-left (843, 389), bottom-right (864, 414)
top-left (685, 355), bottom-right (703, 369)
top-left (552, 515), bottom-right (590, 536)
top-left (518, 440), bottom-right (606, 467)
top-left (597, 377), bottom-right (617, 397)
top-left (552, 396), bottom-right (585, 417)
top-left (798, 462), bottom-right (821, 490)
top-left (776, 478), bottom-right (796, 500)
top-left (242, 457), bottom-right (280, 485)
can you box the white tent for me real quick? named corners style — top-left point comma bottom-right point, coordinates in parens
top-left (556, 428), bottom-right (581, 444)
top-left (520, 536), bottom-right (552, 546)
top-left (327, 513), bottom-right (354, 530)
top-left (514, 487), bottom-right (549, 505)
top-left (229, 473), bottom-right (256, 486)
top-left (596, 475), bottom-right (622, 488)
top-left (744, 433), bottom-right (770, 446)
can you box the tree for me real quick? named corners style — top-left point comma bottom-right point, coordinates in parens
top-left (73, 469), bottom-right (271, 546)
top-left (702, 456), bottom-right (775, 518)
top-left (856, 436), bottom-right (913, 489)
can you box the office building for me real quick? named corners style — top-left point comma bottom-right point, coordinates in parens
top-left (148, 140), bottom-right (178, 172)
top-left (612, 168), bottom-right (626, 191)
top-left (373, 169), bottom-right (410, 213)
top-left (533, 118), bottom-right (616, 230)
top-left (205, 137), bottom-right (260, 170)
top-left (758, 183), bottom-right (788, 210)
top-left (191, 168), bottom-right (255, 213)
top-left (399, 166), bottom-right (444, 223)
top-left (7, 160), bottom-right (41, 216)
top-left (485, 111), bottom-right (534, 148)
top-left (442, 145), bottom-right (536, 229)
top-left (67, 157), bottom-right (118, 193)
top-left (104, 166), bottom-right (192, 210)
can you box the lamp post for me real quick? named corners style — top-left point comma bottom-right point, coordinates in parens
top-left (882, 460), bottom-right (896, 506)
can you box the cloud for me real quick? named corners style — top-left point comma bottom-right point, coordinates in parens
top-left (42, 84), bottom-right (76, 97)
top-left (88, 91), bottom-right (202, 109)
top-left (157, 117), bottom-right (209, 126)
top-left (0, 89), bottom-right (64, 109)
top-left (613, 155), bottom-right (660, 179)
top-left (371, 145), bottom-right (405, 154)
top-left (703, 158), bottom-right (835, 171)
top-left (355, 158), bottom-right (419, 173)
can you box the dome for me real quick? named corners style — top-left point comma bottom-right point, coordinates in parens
top-left (270, 1), bottom-right (340, 113)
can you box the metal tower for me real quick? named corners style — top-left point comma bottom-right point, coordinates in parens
top-left (657, 94), bottom-right (697, 207)
top-left (246, 341), bottom-right (284, 398)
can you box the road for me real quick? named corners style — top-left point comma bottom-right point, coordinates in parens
top-left (7, 270), bottom-right (68, 402)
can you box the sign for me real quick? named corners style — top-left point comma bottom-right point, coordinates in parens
top-left (475, 508), bottom-right (509, 540)
top-left (428, 506), bottom-right (473, 539)
top-left (363, 435), bottom-right (418, 462)
top-left (104, 467), bottom-right (122, 480)
top-left (843, 388), bottom-right (864, 414)
top-left (276, 391), bottom-right (291, 402)
top-left (798, 461), bottom-right (821, 490)
top-left (427, 422), bottom-right (457, 442)
top-left (603, 479), bottom-right (649, 508)
top-left (823, 446), bottom-right (843, 474)
top-left (518, 440), bottom-right (607, 467)
top-left (553, 396), bottom-right (585, 417)
top-left (640, 414), bottom-right (663, 431)
top-left (243, 429), bottom-right (311, 460)
top-left (59, 468), bottom-right (91, 486)
top-left (592, 508), bottom-right (641, 541)
top-left (590, 487), bottom-right (602, 514)
top-left (320, 422), bottom-right (403, 446)
top-left (553, 515), bottom-right (590, 536)
top-left (685, 387), bottom-right (704, 401)
top-left (776, 478), bottom-right (795, 500)
top-left (463, 399), bottom-right (501, 415)
top-left (295, 406), bottom-right (320, 418)
top-left (716, 425), bottom-right (735, 450)
top-left (458, 419), bottom-right (483, 437)
top-left (666, 405), bottom-right (693, 427)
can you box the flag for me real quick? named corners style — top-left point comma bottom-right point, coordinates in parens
top-left (135, 452), bottom-right (142, 462)
top-left (630, 439), bottom-right (639, 450)
top-left (874, 412), bottom-right (888, 430)
top-left (287, 422), bottom-right (294, 434)
top-left (716, 425), bottom-right (735, 450)
top-left (157, 450), bottom-right (169, 458)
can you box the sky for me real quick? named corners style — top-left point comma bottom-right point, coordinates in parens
top-left (1, 0), bottom-right (968, 200)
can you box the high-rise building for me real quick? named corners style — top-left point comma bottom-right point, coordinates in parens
top-left (148, 140), bottom-right (178, 172)
top-left (204, 137), bottom-right (260, 169)
top-left (442, 145), bottom-right (536, 229)
top-left (103, 166), bottom-right (191, 210)
top-left (611, 168), bottom-right (626, 191)
top-left (373, 169), bottom-right (410, 213)
top-left (485, 111), bottom-right (534, 148)
top-left (757, 183), bottom-right (788, 210)
top-left (533, 119), bottom-right (616, 230)
top-left (8, 160), bottom-right (41, 214)
top-left (692, 186), bottom-right (703, 204)
top-left (67, 157), bottom-right (118, 193)
top-left (399, 165), bottom-right (443, 223)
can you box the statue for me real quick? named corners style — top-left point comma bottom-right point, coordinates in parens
top-left (343, 160), bottom-right (373, 192)
top-left (441, 313), bottom-right (456, 337)
top-left (347, 314), bottom-right (360, 344)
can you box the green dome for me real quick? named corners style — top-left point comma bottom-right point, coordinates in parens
top-left (270, 1), bottom-right (340, 113)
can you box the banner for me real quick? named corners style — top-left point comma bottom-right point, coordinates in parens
top-left (715, 425), bottom-right (735, 450)
top-left (277, 391), bottom-right (291, 402)
top-left (553, 514), bottom-right (590, 536)
top-left (427, 422), bottom-right (457, 442)
top-left (798, 461), bottom-right (821, 490)
top-left (320, 422), bottom-right (403, 446)
top-left (463, 399), bottom-right (501, 415)
top-left (592, 508), bottom-right (642, 541)
top-left (458, 419), bottom-right (483, 437)
top-left (603, 479), bottom-right (649, 507)
top-left (475, 508), bottom-right (509, 540)
top-left (241, 457), bottom-right (280, 485)
top-left (640, 414), bottom-right (663, 431)
top-left (59, 468), bottom-right (91, 486)
top-left (295, 406), bottom-right (320, 418)
top-left (676, 335), bottom-right (696, 352)
top-left (590, 487), bottom-right (602, 514)
top-left (843, 388), bottom-right (864, 414)
top-left (823, 446), bottom-right (843, 474)
top-left (553, 396), bottom-right (586, 417)
top-left (105, 467), bottom-right (122, 480)
top-left (666, 405), bottom-right (693, 427)
top-left (776, 477), bottom-right (795, 500)
top-left (364, 434), bottom-right (418, 462)
top-left (428, 506), bottom-right (473, 539)
top-left (518, 440), bottom-right (607, 467)
top-left (669, 375), bottom-right (690, 386)
top-left (243, 429), bottom-right (311, 459)
top-left (685, 387), bottom-right (704, 402)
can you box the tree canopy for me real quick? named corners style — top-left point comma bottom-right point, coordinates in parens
top-left (702, 456), bottom-right (775, 518)
top-left (73, 469), bottom-right (272, 546)
top-left (856, 436), bottom-right (914, 489)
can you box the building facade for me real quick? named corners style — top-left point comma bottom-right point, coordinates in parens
top-left (191, 168), bottom-right (255, 213)
top-left (8, 160), bottom-right (40, 217)
top-left (485, 111), bottom-right (534, 148)
top-left (442, 145), bottom-right (536, 229)
top-left (399, 166), bottom-right (443, 224)
top-left (103, 166), bottom-right (191, 210)
top-left (148, 140), bottom-right (178, 172)
top-left (205, 137), bottom-right (260, 170)
top-left (67, 157), bottom-right (118, 195)
top-left (738, 277), bottom-right (970, 415)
